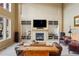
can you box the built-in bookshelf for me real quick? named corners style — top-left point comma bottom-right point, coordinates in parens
top-left (48, 20), bottom-right (58, 39)
top-left (21, 21), bottom-right (31, 40)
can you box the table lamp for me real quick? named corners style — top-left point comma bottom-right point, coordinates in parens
top-left (68, 26), bottom-right (72, 39)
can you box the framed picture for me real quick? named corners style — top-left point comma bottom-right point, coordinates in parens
top-left (74, 16), bottom-right (79, 26)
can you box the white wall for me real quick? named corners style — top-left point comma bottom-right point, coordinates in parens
top-left (21, 3), bottom-right (62, 32)
top-left (63, 3), bottom-right (79, 36)
top-left (22, 3), bottom-right (62, 21)
top-left (21, 3), bottom-right (62, 42)
top-left (21, 3), bottom-right (79, 41)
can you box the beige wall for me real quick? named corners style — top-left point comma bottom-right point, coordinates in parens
top-left (63, 3), bottom-right (79, 40)
top-left (0, 4), bottom-right (18, 50)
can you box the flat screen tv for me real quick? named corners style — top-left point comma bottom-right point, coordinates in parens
top-left (33, 19), bottom-right (47, 28)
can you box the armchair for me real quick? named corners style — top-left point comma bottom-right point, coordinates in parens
top-left (68, 40), bottom-right (79, 53)
top-left (59, 32), bottom-right (65, 43)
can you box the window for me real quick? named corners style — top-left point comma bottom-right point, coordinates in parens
top-left (0, 3), bottom-right (11, 12)
top-left (6, 19), bottom-right (11, 39)
top-left (0, 17), bottom-right (11, 40)
top-left (0, 17), bottom-right (3, 40)
top-left (0, 3), bottom-right (3, 7)
top-left (4, 3), bottom-right (12, 12)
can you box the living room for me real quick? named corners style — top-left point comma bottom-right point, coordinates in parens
top-left (0, 3), bottom-right (79, 56)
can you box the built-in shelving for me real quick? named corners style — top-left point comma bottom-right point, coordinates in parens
top-left (48, 20), bottom-right (58, 39)
top-left (21, 21), bottom-right (31, 25)
top-left (21, 20), bottom-right (59, 40)
top-left (21, 20), bottom-right (31, 40)
top-left (48, 21), bottom-right (58, 25)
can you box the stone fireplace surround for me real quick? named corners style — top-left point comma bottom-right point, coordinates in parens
top-left (31, 29), bottom-right (48, 42)
top-left (36, 33), bottom-right (44, 41)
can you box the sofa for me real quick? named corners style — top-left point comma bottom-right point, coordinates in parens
top-left (64, 36), bottom-right (71, 45)
top-left (15, 46), bottom-right (23, 56)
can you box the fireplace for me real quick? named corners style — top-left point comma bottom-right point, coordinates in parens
top-left (36, 33), bottom-right (44, 41)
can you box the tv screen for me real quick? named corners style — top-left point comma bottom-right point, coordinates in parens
top-left (33, 20), bottom-right (47, 28)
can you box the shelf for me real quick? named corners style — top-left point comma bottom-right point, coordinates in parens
top-left (32, 28), bottom-right (48, 31)
top-left (21, 21), bottom-right (31, 25)
top-left (48, 21), bottom-right (58, 25)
